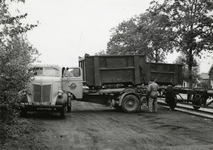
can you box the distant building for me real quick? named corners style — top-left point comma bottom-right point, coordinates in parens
top-left (182, 80), bottom-right (196, 88)
top-left (181, 73), bottom-right (210, 88)
top-left (200, 73), bottom-right (209, 84)
top-left (198, 73), bottom-right (209, 89)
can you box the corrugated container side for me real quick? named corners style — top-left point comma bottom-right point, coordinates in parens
top-left (79, 55), bottom-right (147, 87)
top-left (147, 63), bottom-right (182, 85)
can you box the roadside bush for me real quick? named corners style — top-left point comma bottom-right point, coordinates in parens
top-left (0, 1), bottom-right (38, 123)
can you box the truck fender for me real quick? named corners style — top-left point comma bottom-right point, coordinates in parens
top-left (56, 93), bottom-right (68, 107)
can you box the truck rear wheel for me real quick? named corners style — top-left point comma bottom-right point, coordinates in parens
top-left (122, 94), bottom-right (139, 113)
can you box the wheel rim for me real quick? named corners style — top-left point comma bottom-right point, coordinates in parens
top-left (193, 94), bottom-right (202, 110)
top-left (125, 99), bottom-right (136, 109)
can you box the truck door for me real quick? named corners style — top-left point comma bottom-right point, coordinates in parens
top-left (62, 67), bottom-right (83, 99)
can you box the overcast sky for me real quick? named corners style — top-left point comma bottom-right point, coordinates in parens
top-left (11, 0), bottom-right (213, 73)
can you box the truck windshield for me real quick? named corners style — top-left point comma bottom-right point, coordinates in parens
top-left (30, 67), bottom-right (60, 77)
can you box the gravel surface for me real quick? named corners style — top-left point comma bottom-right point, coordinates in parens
top-left (2, 100), bottom-right (213, 150)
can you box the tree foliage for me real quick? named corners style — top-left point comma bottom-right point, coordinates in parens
top-left (107, 0), bottom-right (213, 87)
top-left (106, 10), bottom-right (174, 62)
top-left (106, 18), bottom-right (139, 54)
top-left (94, 50), bottom-right (107, 56)
top-left (148, 0), bottom-right (213, 88)
top-left (0, 0), bottom-right (38, 123)
top-left (174, 53), bottom-right (200, 84)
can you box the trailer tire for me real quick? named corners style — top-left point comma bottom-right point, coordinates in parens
top-left (192, 94), bottom-right (202, 110)
top-left (122, 94), bottom-right (139, 113)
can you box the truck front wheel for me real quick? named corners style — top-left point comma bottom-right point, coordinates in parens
top-left (122, 94), bottom-right (139, 113)
top-left (20, 109), bottom-right (28, 117)
top-left (67, 97), bottom-right (72, 112)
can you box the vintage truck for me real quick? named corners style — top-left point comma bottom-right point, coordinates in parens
top-left (20, 64), bottom-right (71, 118)
top-left (20, 55), bottom-right (183, 117)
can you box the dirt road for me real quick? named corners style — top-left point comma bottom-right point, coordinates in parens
top-left (27, 101), bottom-right (213, 150)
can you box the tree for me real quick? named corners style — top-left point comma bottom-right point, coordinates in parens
top-left (149, 0), bottom-right (213, 88)
top-left (136, 11), bottom-right (174, 62)
top-left (106, 10), bottom-right (175, 63)
top-left (0, 0), bottom-right (38, 122)
top-left (106, 14), bottom-right (164, 62)
top-left (174, 53), bottom-right (200, 85)
top-left (106, 18), bottom-right (139, 55)
top-left (94, 50), bottom-right (107, 55)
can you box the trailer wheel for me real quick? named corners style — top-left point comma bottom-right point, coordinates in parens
top-left (192, 94), bottom-right (202, 110)
top-left (122, 94), bottom-right (139, 113)
top-left (60, 107), bottom-right (66, 119)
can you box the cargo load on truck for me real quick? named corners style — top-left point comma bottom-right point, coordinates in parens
top-left (79, 54), bottom-right (182, 88)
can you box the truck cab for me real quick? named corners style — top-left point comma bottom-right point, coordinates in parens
top-left (61, 67), bottom-right (83, 100)
top-left (20, 64), bottom-right (70, 118)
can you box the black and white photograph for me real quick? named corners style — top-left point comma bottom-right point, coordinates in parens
top-left (1, 0), bottom-right (213, 149)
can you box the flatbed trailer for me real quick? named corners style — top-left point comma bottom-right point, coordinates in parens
top-left (65, 54), bottom-right (213, 112)
top-left (175, 87), bottom-right (213, 109)
top-left (76, 54), bottom-right (183, 112)
top-left (163, 85), bottom-right (213, 110)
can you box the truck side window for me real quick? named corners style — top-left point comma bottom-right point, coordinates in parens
top-left (64, 68), bottom-right (80, 77)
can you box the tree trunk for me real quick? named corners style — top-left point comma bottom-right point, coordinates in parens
top-left (188, 49), bottom-right (193, 89)
top-left (155, 49), bottom-right (158, 62)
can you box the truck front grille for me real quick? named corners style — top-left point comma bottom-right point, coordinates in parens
top-left (33, 85), bottom-right (51, 103)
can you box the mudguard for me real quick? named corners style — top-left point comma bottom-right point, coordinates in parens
top-left (118, 88), bottom-right (139, 106)
top-left (56, 93), bottom-right (68, 107)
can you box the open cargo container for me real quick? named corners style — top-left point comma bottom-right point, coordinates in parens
top-left (79, 55), bottom-right (182, 88)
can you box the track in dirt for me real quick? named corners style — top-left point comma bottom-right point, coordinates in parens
top-left (27, 100), bottom-right (213, 150)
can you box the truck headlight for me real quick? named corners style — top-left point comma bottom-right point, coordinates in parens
top-left (58, 90), bottom-right (63, 98)
top-left (19, 89), bottom-right (32, 96)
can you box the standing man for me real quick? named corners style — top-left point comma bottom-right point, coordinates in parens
top-left (147, 78), bottom-right (159, 113)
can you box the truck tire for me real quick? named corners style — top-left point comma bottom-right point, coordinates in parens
top-left (121, 94), bottom-right (139, 113)
top-left (60, 107), bottom-right (66, 119)
top-left (20, 109), bottom-right (27, 117)
top-left (67, 97), bottom-right (71, 112)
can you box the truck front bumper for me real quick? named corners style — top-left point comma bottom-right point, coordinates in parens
top-left (20, 103), bottom-right (64, 111)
